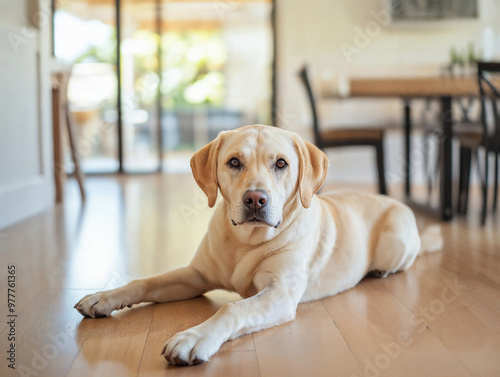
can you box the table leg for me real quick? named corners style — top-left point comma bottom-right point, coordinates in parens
top-left (440, 96), bottom-right (453, 221)
top-left (404, 100), bottom-right (411, 198)
top-left (52, 82), bottom-right (65, 204)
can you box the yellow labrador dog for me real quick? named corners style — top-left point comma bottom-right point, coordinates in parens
top-left (75, 124), bottom-right (441, 366)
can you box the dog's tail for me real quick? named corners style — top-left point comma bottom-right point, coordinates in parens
top-left (419, 224), bottom-right (443, 254)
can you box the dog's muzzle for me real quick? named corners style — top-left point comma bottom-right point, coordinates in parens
top-left (231, 189), bottom-right (280, 228)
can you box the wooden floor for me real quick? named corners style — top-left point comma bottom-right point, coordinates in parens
top-left (1, 175), bottom-right (500, 377)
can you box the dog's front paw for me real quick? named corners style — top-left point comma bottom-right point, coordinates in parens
top-left (74, 291), bottom-right (129, 318)
top-left (161, 327), bottom-right (223, 366)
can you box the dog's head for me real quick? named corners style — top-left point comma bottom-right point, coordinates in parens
top-left (190, 125), bottom-right (329, 229)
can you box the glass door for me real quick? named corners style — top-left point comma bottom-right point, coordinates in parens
top-left (54, 0), bottom-right (119, 173)
top-left (121, 0), bottom-right (162, 172)
top-left (53, 0), bottom-right (274, 174)
top-left (160, 0), bottom-right (274, 173)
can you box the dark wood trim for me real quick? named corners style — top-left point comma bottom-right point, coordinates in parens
top-left (376, 141), bottom-right (387, 195)
top-left (116, 0), bottom-right (124, 172)
top-left (494, 154), bottom-right (499, 213)
top-left (271, 0), bottom-right (277, 127)
top-left (404, 100), bottom-right (411, 198)
top-left (52, 79), bottom-right (63, 203)
top-left (155, 0), bottom-right (164, 172)
top-left (440, 96), bottom-right (453, 221)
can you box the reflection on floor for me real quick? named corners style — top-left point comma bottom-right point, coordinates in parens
top-left (0, 175), bottom-right (499, 377)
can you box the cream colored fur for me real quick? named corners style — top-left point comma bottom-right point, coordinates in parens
top-left (75, 125), bottom-right (442, 366)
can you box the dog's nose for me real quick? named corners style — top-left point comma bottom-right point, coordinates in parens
top-left (243, 189), bottom-right (269, 210)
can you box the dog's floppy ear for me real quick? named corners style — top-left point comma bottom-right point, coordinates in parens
top-left (294, 136), bottom-right (329, 208)
top-left (190, 135), bottom-right (224, 208)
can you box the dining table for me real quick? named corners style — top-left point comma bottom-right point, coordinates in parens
top-left (326, 75), bottom-right (484, 221)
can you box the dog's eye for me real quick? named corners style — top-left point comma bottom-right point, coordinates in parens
top-left (229, 158), bottom-right (241, 168)
top-left (276, 158), bottom-right (287, 169)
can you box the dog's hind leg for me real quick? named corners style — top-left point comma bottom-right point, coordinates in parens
top-left (369, 206), bottom-right (420, 277)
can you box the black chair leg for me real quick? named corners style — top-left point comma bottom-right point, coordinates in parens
top-left (375, 142), bottom-right (387, 195)
top-left (458, 145), bottom-right (466, 215)
top-left (493, 152), bottom-right (499, 213)
top-left (462, 147), bottom-right (472, 216)
top-left (477, 148), bottom-right (489, 226)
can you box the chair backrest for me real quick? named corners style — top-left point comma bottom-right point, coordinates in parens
top-left (477, 62), bottom-right (500, 150)
top-left (298, 64), bottom-right (322, 148)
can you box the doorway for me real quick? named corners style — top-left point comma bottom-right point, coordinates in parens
top-left (53, 0), bottom-right (275, 174)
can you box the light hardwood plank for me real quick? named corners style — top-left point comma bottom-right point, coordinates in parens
top-left (137, 291), bottom-right (255, 377)
top-left (66, 304), bottom-right (155, 377)
top-left (253, 300), bottom-right (363, 377)
top-left (0, 289), bottom-right (95, 377)
top-left (377, 254), bottom-right (500, 377)
top-left (321, 278), bottom-right (471, 377)
top-left (1, 176), bottom-right (499, 377)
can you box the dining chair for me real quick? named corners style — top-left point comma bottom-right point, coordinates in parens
top-left (456, 62), bottom-right (500, 224)
top-left (298, 64), bottom-right (387, 195)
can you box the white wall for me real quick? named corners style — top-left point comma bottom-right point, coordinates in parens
top-left (0, 0), bottom-right (54, 228)
top-left (276, 0), bottom-right (500, 184)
